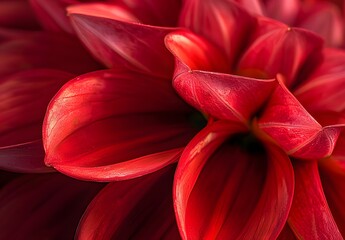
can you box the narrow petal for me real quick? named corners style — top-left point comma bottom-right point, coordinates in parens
top-left (68, 4), bottom-right (177, 78)
top-left (77, 166), bottom-right (180, 239)
top-left (29, 0), bottom-right (75, 33)
top-left (238, 26), bottom-right (323, 87)
top-left (258, 76), bottom-right (344, 160)
top-left (0, 173), bottom-right (104, 239)
top-left (294, 48), bottom-right (345, 113)
top-left (179, 0), bottom-right (255, 66)
top-left (288, 161), bottom-right (342, 239)
top-left (174, 121), bottom-right (294, 239)
top-left (43, 70), bottom-right (197, 181)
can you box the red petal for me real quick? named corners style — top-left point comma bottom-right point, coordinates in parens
top-left (264, 0), bottom-right (300, 25)
top-left (294, 48), bottom-right (345, 113)
top-left (0, 173), bottom-right (104, 239)
top-left (172, 61), bottom-right (275, 124)
top-left (277, 224), bottom-right (298, 240)
top-left (288, 161), bottom-right (342, 239)
top-left (77, 166), bottom-right (181, 239)
top-left (238, 26), bottom-right (323, 87)
top-left (68, 4), bottom-right (177, 78)
top-left (43, 70), bottom-right (196, 181)
top-left (319, 158), bottom-right (345, 237)
top-left (29, 0), bottom-right (75, 33)
top-left (234, 0), bottom-right (264, 15)
top-left (174, 121), bottom-right (294, 239)
top-left (258, 77), bottom-right (344, 160)
top-left (179, 0), bottom-right (255, 66)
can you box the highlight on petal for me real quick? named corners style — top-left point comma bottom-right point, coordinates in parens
top-left (174, 121), bottom-right (294, 239)
top-left (43, 70), bottom-right (197, 181)
top-left (294, 48), bottom-right (345, 113)
top-left (0, 69), bottom-right (74, 173)
top-left (237, 26), bottom-right (323, 87)
top-left (288, 161), bottom-right (342, 239)
top-left (68, 4), bottom-right (178, 78)
top-left (264, 0), bottom-right (300, 25)
top-left (258, 76), bottom-right (344, 160)
top-left (179, 0), bottom-right (255, 66)
top-left (0, 173), bottom-right (104, 239)
top-left (77, 165), bottom-right (181, 239)
top-left (29, 0), bottom-right (75, 33)
top-left (234, 0), bottom-right (264, 16)
top-left (170, 54), bottom-right (275, 124)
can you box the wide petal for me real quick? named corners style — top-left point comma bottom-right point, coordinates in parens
top-left (68, 4), bottom-right (178, 78)
top-left (179, 0), bottom-right (255, 66)
top-left (43, 70), bottom-right (197, 181)
top-left (288, 160), bottom-right (342, 239)
top-left (174, 121), bottom-right (294, 239)
top-left (234, 0), bottom-right (264, 15)
top-left (0, 173), bottom-right (104, 239)
top-left (264, 0), bottom-right (300, 25)
top-left (294, 48), bottom-right (345, 113)
top-left (237, 26), bottom-right (323, 87)
top-left (258, 76), bottom-right (344, 160)
top-left (77, 165), bottom-right (181, 239)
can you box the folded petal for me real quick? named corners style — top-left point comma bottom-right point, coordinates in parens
top-left (288, 161), bottom-right (342, 239)
top-left (238, 26), bottom-right (323, 87)
top-left (174, 121), bottom-right (294, 239)
top-left (68, 4), bottom-right (177, 78)
top-left (179, 0), bottom-right (255, 66)
top-left (0, 69), bottom-right (73, 173)
top-left (0, 32), bottom-right (101, 76)
top-left (43, 70), bottom-right (197, 181)
top-left (294, 48), bottom-right (345, 113)
top-left (258, 76), bottom-right (344, 160)
top-left (0, 173), bottom-right (104, 239)
top-left (77, 165), bottom-right (181, 239)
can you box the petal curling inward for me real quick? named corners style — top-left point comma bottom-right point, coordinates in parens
top-left (174, 121), bottom-right (294, 239)
top-left (77, 166), bottom-right (181, 239)
top-left (289, 161), bottom-right (342, 239)
top-left (179, 0), bottom-right (255, 66)
top-left (258, 77), bottom-right (344, 160)
top-left (294, 48), bottom-right (345, 113)
top-left (238, 26), bottom-right (323, 87)
top-left (172, 60), bottom-right (275, 124)
top-left (43, 70), bottom-right (197, 181)
top-left (0, 173), bottom-right (104, 239)
top-left (68, 6), bottom-right (177, 78)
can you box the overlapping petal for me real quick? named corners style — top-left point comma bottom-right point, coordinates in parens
top-left (288, 161), bottom-right (343, 239)
top-left (237, 25), bottom-right (323, 87)
top-left (258, 76), bottom-right (344, 160)
top-left (0, 69), bottom-right (74, 172)
top-left (77, 166), bottom-right (180, 239)
top-left (294, 48), bottom-right (345, 113)
top-left (43, 70), bottom-right (197, 181)
top-left (0, 173), bottom-right (104, 239)
top-left (68, 4), bottom-right (178, 78)
top-left (174, 121), bottom-right (294, 239)
top-left (179, 0), bottom-right (255, 66)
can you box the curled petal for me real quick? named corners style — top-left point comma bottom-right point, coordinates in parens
top-left (238, 26), bottom-right (323, 87)
top-left (68, 4), bottom-right (178, 78)
top-left (0, 173), bottom-right (104, 239)
top-left (294, 48), bottom-right (345, 113)
top-left (289, 161), bottom-right (342, 239)
top-left (77, 166), bottom-right (181, 239)
top-left (258, 77), bottom-right (344, 160)
top-left (43, 70), bottom-right (196, 181)
top-left (174, 121), bottom-right (294, 239)
top-left (179, 0), bottom-right (255, 66)
top-left (171, 58), bottom-right (275, 124)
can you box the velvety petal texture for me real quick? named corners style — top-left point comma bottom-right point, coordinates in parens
top-left (43, 70), bottom-right (197, 181)
top-left (77, 166), bottom-right (181, 239)
top-left (68, 4), bottom-right (178, 78)
top-left (258, 77), bottom-right (344, 160)
top-left (174, 121), bottom-right (294, 239)
top-left (289, 161), bottom-right (343, 239)
top-left (0, 173), bottom-right (104, 239)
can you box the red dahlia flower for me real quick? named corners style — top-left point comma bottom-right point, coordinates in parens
top-left (1, 0), bottom-right (345, 239)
